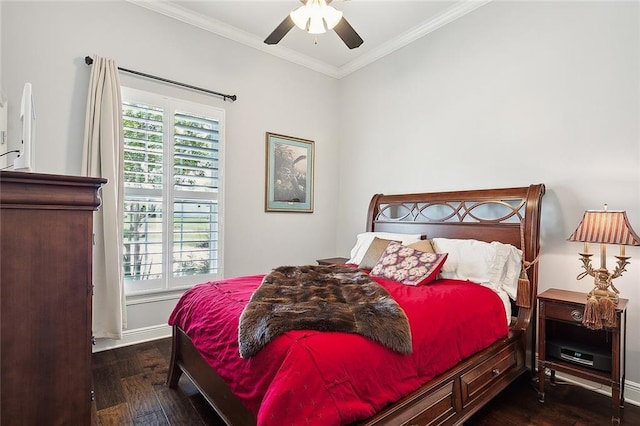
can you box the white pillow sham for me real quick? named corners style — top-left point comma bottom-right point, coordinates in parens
top-left (499, 244), bottom-right (524, 300)
top-left (431, 237), bottom-right (522, 300)
top-left (347, 232), bottom-right (423, 265)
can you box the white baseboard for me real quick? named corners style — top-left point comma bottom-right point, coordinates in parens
top-left (92, 324), bottom-right (172, 353)
top-left (552, 372), bottom-right (640, 407)
top-left (626, 380), bottom-right (640, 407)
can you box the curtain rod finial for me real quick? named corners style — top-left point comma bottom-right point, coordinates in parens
top-left (85, 56), bottom-right (94, 65)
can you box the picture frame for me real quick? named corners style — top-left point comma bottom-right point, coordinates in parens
top-left (265, 132), bottom-right (314, 213)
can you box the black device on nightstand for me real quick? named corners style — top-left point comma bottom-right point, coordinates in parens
top-left (546, 338), bottom-right (612, 372)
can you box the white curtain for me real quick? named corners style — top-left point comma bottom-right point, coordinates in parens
top-left (82, 56), bottom-right (126, 339)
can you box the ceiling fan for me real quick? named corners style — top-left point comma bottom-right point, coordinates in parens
top-left (264, 0), bottom-right (364, 49)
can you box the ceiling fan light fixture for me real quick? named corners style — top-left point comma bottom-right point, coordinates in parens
top-left (308, 14), bottom-right (326, 34)
top-left (290, 0), bottom-right (342, 34)
top-left (267, 0), bottom-right (362, 49)
top-left (290, 5), bottom-right (311, 30)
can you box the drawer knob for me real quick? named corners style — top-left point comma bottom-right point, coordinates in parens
top-left (491, 368), bottom-right (500, 377)
top-left (571, 310), bottom-right (583, 322)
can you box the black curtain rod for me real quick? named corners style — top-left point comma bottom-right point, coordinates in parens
top-left (84, 56), bottom-right (237, 102)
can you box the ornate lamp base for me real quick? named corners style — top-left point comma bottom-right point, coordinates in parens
top-left (576, 251), bottom-right (630, 330)
top-left (582, 268), bottom-right (620, 330)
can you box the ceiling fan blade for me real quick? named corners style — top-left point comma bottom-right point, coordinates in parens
top-left (264, 16), bottom-right (295, 45)
top-left (333, 17), bottom-right (363, 50)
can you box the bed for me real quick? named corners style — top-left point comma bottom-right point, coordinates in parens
top-left (167, 184), bottom-right (545, 425)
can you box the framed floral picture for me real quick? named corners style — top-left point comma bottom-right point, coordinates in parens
top-left (265, 132), bottom-right (314, 213)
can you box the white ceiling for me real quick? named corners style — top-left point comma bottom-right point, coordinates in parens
top-left (129, 0), bottom-right (490, 79)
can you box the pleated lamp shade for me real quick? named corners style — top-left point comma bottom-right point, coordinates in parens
top-left (568, 210), bottom-right (640, 245)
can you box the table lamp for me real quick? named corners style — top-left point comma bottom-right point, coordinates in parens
top-left (567, 205), bottom-right (640, 329)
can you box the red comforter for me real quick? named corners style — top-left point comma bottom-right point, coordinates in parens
top-left (169, 272), bottom-right (508, 426)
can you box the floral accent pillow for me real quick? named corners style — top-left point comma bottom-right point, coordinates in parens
top-left (370, 241), bottom-right (448, 286)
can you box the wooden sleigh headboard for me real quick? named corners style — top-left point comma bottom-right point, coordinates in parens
top-left (366, 184), bottom-right (545, 361)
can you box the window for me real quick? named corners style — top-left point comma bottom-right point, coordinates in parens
top-left (121, 88), bottom-right (224, 295)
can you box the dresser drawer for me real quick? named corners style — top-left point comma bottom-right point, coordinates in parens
top-left (460, 343), bottom-right (517, 407)
top-left (403, 380), bottom-right (456, 426)
top-left (543, 300), bottom-right (584, 324)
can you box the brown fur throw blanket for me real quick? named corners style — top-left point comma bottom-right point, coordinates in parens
top-left (238, 265), bottom-right (412, 358)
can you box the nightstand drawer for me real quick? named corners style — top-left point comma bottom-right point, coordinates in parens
top-left (543, 301), bottom-right (584, 324)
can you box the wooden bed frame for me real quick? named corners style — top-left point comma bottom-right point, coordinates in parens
top-left (167, 184), bottom-right (545, 425)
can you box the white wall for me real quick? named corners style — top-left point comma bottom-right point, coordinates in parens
top-left (0, 1), bottom-right (6, 170)
top-left (338, 0), bottom-right (640, 390)
top-left (0, 1), bottom-right (3, 89)
top-left (0, 0), bottom-right (3, 83)
top-left (2, 0), bottom-right (341, 342)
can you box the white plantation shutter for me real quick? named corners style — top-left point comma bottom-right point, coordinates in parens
top-left (122, 88), bottom-right (224, 295)
top-left (172, 110), bottom-right (220, 278)
top-left (123, 101), bottom-right (163, 287)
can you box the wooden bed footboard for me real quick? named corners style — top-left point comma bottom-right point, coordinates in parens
top-left (167, 184), bottom-right (545, 426)
top-left (169, 326), bottom-right (527, 426)
top-left (168, 325), bottom-right (256, 425)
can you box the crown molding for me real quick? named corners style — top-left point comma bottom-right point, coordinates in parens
top-left (127, 0), bottom-right (342, 78)
top-left (127, 0), bottom-right (490, 80)
top-left (338, 0), bottom-right (491, 78)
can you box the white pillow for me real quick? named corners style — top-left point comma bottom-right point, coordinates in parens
top-left (431, 238), bottom-right (522, 300)
top-left (347, 232), bottom-right (423, 265)
top-left (499, 244), bottom-right (524, 300)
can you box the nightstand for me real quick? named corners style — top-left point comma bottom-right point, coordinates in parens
top-left (316, 257), bottom-right (349, 266)
top-left (537, 288), bottom-right (627, 424)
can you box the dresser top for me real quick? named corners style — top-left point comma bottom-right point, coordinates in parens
top-left (0, 171), bottom-right (106, 210)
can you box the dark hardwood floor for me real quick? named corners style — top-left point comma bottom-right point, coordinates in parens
top-left (92, 338), bottom-right (223, 426)
top-left (93, 338), bottom-right (640, 425)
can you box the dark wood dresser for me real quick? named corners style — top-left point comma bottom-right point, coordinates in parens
top-left (0, 171), bottom-right (106, 425)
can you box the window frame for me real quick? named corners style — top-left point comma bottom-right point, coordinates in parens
top-left (121, 87), bottom-right (225, 297)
